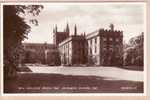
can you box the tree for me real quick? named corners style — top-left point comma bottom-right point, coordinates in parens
top-left (124, 33), bottom-right (144, 69)
top-left (4, 5), bottom-right (43, 78)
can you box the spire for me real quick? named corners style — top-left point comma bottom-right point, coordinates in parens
top-left (53, 28), bottom-right (55, 33)
top-left (66, 23), bottom-right (70, 34)
top-left (74, 24), bottom-right (77, 36)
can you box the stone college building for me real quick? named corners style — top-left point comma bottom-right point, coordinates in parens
top-left (53, 23), bottom-right (123, 66)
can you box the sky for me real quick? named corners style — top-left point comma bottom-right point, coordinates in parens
top-left (23, 3), bottom-right (146, 44)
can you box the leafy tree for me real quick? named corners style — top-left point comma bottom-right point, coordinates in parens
top-left (4, 5), bottom-right (43, 78)
top-left (124, 33), bottom-right (144, 69)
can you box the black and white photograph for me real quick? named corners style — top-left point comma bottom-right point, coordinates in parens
top-left (2, 2), bottom-right (146, 94)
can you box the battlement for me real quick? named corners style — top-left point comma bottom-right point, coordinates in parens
top-left (99, 28), bottom-right (122, 33)
top-left (99, 28), bottom-right (123, 36)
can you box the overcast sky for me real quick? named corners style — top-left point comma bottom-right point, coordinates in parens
top-left (23, 3), bottom-right (146, 44)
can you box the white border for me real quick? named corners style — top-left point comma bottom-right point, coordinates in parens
top-left (1, 2), bottom-right (4, 96)
top-left (144, 1), bottom-right (147, 96)
top-left (0, 2), bottom-right (147, 96)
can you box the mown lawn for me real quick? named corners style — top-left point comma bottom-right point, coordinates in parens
top-left (4, 73), bottom-right (143, 93)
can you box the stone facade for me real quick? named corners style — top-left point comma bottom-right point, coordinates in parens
top-left (59, 35), bottom-right (87, 65)
top-left (86, 30), bottom-right (100, 65)
top-left (86, 24), bottom-right (123, 66)
top-left (57, 24), bottom-right (123, 66)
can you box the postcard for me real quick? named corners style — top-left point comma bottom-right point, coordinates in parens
top-left (0, 1), bottom-right (147, 96)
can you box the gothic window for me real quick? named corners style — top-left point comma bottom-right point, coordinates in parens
top-left (103, 37), bottom-right (107, 41)
top-left (67, 43), bottom-right (69, 49)
top-left (109, 48), bottom-right (113, 52)
top-left (90, 39), bottom-right (92, 45)
top-left (103, 47), bottom-right (107, 51)
top-left (109, 44), bottom-right (113, 48)
top-left (90, 48), bottom-right (92, 55)
top-left (63, 46), bottom-right (65, 52)
top-left (69, 43), bottom-right (71, 50)
top-left (109, 37), bottom-right (113, 41)
top-left (67, 43), bottom-right (69, 56)
top-left (95, 37), bottom-right (97, 44)
top-left (88, 41), bottom-right (90, 46)
top-left (66, 44), bottom-right (68, 49)
top-left (116, 38), bottom-right (119, 42)
top-left (95, 45), bottom-right (97, 53)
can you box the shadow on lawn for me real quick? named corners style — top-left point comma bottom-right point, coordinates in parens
top-left (4, 73), bottom-right (143, 93)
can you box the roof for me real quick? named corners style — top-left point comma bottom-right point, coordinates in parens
top-left (58, 35), bottom-right (86, 47)
top-left (22, 42), bottom-right (57, 49)
top-left (86, 30), bottom-right (99, 39)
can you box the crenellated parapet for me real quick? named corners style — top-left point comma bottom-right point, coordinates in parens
top-left (99, 27), bottom-right (123, 37)
top-left (99, 28), bottom-right (123, 33)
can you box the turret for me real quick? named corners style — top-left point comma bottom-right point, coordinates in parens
top-left (53, 28), bottom-right (55, 33)
top-left (109, 23), bottom-right (114, 31)
top-left (66, 23), bottom-right (70, 34)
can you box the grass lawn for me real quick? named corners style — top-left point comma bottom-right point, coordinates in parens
top-left (4, 73), bottom-right (143, 93)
